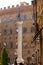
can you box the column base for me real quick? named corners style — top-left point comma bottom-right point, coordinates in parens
top-left (17, 57), bottom-right (24, 64)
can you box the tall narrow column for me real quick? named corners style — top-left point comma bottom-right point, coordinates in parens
top-left (17, 21), bottom-right (24, 64)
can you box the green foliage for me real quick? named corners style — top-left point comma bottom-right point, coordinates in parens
top-left (1, 47), bottom-right (9, 65)
top-left (0, 57), bottom-right (1, 65)
top-left (0, 57), bottom-right (1, 62)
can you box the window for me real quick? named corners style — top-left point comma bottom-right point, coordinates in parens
top-left (3, 16), bottom-right (7, 22)
top-left (3, 29), bottom-right (7, 35)
top-left (8, 42), bottom-right (13, 49)
top-left (31, 27), bottom-right (35, 32)
top-left (9, 16), bottom-right (13, 21)
top-left (22, 15), bottom-right (27, 20)
top-left (16, 16), bottom-right (19, 21)
top-left (10, 42), bottom-right (13, 48)
top-left (16, 14), bottom-right (27, 21)
top-left (4, 37), bottom-right (6, 40)
top-left (9, 37), bottom-right (11, 39)
top-left (23, 27), bottom-right (27, 33)
top-left (10, 29), bottom-right (12, 34)
top-left (27, 57), bottom-right (31, 62)
top-left (23, 42), bottom-right (28, 48)
top-left (30, 14), bottom-right (35, 19)
top-left (16, 36), bottom-right (17, 39)
top-left (28, 50), bottom-right (30, 54)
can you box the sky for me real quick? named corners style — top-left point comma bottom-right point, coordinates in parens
top-left (0, 0), bottom-right (32, 9)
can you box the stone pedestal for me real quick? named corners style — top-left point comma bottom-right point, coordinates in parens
top-left (17, 21), bottom-right (24, 64)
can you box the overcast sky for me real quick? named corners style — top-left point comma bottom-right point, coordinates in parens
top-left (0, 0), bottom-right (32, 9)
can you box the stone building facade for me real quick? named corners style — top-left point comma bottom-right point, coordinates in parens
top-left (0, 3), bottom-right (35, 63)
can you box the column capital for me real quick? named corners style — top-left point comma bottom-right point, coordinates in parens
top-left (16, 21), bottom-right (23, 24)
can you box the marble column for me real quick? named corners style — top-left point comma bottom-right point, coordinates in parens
top-left (17, 21), bottom-right (24, 64)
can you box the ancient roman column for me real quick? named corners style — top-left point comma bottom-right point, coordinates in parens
top-left (17, 21), bottom-right (24, 64)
